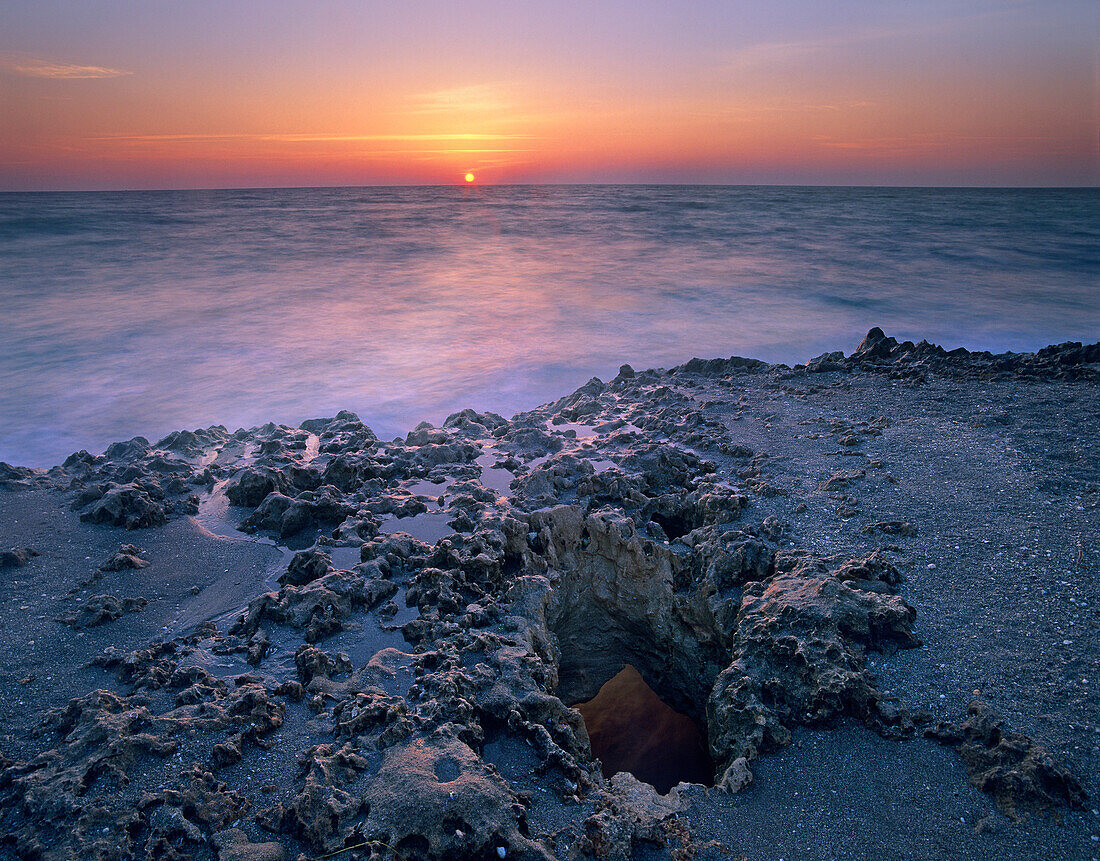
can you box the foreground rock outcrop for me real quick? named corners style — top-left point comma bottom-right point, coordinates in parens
top-left (0, 330), bottom-right (1095, 860)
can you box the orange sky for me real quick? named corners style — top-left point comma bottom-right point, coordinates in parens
top-left (1, 1), bottom-right (1097, 189)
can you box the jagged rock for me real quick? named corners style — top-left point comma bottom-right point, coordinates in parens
top-left (240, 492), bottom-right (301, 536)
top-left (364, 735), bottom-right (551, 860)
top-left (262, 743), bottom-right (367, 851)
top-left (407, 423), bottom-right (453, 446)
top-left (852, 327), bottom-right (899, 359)
top-left (212, 828), bottom-right (287, 861)
top-left (863, 520), bottom-right (917, 537)
top-left (225, 467), bottom-right (289, 507)
top-left (444, 408), bottom-right (509, 435)
top-left (803, 351), bottom-right (846, 372)
top-left (0, 546), bottom-right (37, 568)
top-left (0, 461), bottom-right (37, 489)
top-left (707, 551), bottom-right (918, 774)
top-left (674, 356), bottom-right (766, 376)
top-left (0, 689), bottom-right (179, 858)
top-left (295, 644), bottom-right (352, 686)
top-left (57, 594), bottom-right (148, 628)
top-left (79, 483), bottom-right (167, 529)
top-left (161, 765), bottom-right (251, 828)
top-left (232, 567), bottom-right (374, 642)
top-left (335, 694), bottom-right (412, 750)
top-left (211, 732), bottom-right (244, 767)
top-left (99, 543), bottom-right (151, 571)
top-left (279, 549), bottom-right (333, 587)
top-left (927, 701), bottom-right (1086, 819)
top-left (607, 771), bottom-right (685, 818)
top-left (93, 641), bottom-right (180, 689)
top-left (717, 756), bottom-right (753, 793)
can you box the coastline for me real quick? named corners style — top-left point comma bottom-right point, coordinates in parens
top-left (0, 328), bottom-right (1097, 860)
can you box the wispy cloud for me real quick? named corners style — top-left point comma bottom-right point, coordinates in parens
top-left (0, 52), bottom-right (131, 79)
top-left (811, 133), bottom-right (1056, 154)
top-left (723, 100), bottom-right (877, 115)
top-left (725, 29), bottom-right (903, 72)
top-left (91, 132), bottom-right (531, 143)
top-left (725, 8), bottom-right (1018, 72)
top-left (409, 84), bottom-right (511, 114)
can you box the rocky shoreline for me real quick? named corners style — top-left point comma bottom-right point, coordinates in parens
top-left (0, 329), bottom-right (1097, 860)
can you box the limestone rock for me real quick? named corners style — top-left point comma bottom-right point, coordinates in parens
top-left (927, 701), bottom-right (1087, 819)
top-left (0, 546), bottom-right (37, 568)
top-left (99, 543), bottom-right (151, 571)
top-left (57, 593), bottom-right (148, 628)
top-left (225, 467), bottom-right (289, 507)
top-left (364, 735), bottom-right (551, 860)
top-left (79, 483), bottom-right (167, 529)
top-left (212, 828), bottom-right (286, 861)
top-left (717, 756), bottom-right (753, 793)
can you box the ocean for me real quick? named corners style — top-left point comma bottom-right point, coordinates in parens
top-left (0, 185), bottom-right (1096, 468)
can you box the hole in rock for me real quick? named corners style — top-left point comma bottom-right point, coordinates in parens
top-left (575, 664), bottom-right (713, 794)
top-left (651, 512), bottom-right (686, 538)
top-left (650, 511), bottom-right (692, 540)
top-left (434, 756), bottom-right (461, 782)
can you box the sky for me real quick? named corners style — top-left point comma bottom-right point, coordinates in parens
top-left (1, 0), bottom-right (1097, 190)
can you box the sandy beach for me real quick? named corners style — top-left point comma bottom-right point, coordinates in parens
top-left (0, 329), bottom-right (1096, 861)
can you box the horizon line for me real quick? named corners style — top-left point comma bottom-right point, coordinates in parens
top-left (2, 180), bottom-right (1098, 195)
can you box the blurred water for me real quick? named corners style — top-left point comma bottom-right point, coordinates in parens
top-left (0, 185), bottom-right (1097, 467)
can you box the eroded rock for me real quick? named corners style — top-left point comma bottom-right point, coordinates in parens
top-left (927, 701), bottom-right (1087, 819)
top-left (363, 735), bottom-right (551, 860)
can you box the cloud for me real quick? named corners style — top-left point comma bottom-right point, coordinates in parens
top-left (725, 8), bottom-right (1018, 72)
top-left (91, 132), bottom-right (531, 143)
top-left (0, 52), bottom-right (131, 79)
top-left (724, 30), bottom-right (902, 72)
top-left (725, 100), bottom-right (877, 115)
top-left (810, 133), bottom-right (1056, 154)
top-left (410, 84), bottom-right (511, 114)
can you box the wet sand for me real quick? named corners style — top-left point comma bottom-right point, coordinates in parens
top-left (0, 329), bottom-right (1096, 860)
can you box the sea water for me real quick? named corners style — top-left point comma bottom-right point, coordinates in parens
top-left (0, 185), bottom-right (1096, 467)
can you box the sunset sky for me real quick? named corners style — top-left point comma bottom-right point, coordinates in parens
top-left (1, 0), bottom-right (1097, 190)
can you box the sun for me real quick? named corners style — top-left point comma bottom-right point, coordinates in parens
top-left (464, 172), bottom-right (476, 183)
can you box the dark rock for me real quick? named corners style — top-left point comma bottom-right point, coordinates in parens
top-left (280, 549), bottom-right (333, 587)
top-left (99, 543), bottom-right (151, 571)
top-left (225, 467), bottom-right (289, 507)
top-left (79, 483), bottom-right (167, 529)
top-left (863, 520), bottom-right (917, 537)
top-left (0, 546), bottom-right (37, 568)
top-left (852, 327), bottom-right (899, 359)
top-left (805, 351), bottom-right (846, 372)
top-left (675, 356), bottom-right (767, 376)
top-left (927, 701), bottom-right (1086, 819)
top-left (211, 828), bottom-right (286, 861)
top-left (294, 644), bottom-right (352, 686)
top-left (211, 732), bottom-right (244, 768)
top-left (363, 736), bottom-right (552, 860)
top-left (57, 593), bottom-right (148, 628)
top-left (264, 743), bottom-right (367, 851)
top-left (0, 462), bottom-right (36, 489)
